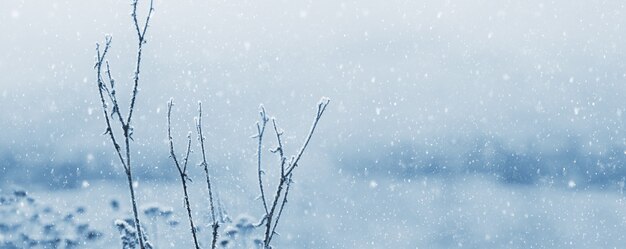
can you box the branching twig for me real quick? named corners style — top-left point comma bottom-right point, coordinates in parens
top-left (127, 0), bottom-right (154, 128)
top-left (94, 2), bottom-right (156, 248)
top-left (167, 99), bottom-right (201, 249)
top-left (258, 98), bottom-right (331, 248)
top-left (95, 37), bottom-right (126, 172)
top-left (196, 101), bottom-right (220, 249)
top-left (132, 0), bottom-right (154, 43)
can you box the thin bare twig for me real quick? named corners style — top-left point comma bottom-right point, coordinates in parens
top-left (254, 106), bottom-right (270, 215)
top-left (94, 2), bottom-right (155, 247)
top-left (259, 98), bottom-right (331, 248)
top-left (127, 0), bottom-right (154, 128)
top-left (266, 119), bottom-right (288, 243)
top-left (167, 99), bottom-right (201, 249)
top-left (104, 61), bottom-right (127, 128)
top-left (262, 118), bottom-right (288, 247)
top-left (132, 0), bottom-right (154, 42)
top-left (285, 98), bottom-right (331, 176)
top-left (270, 119), bottom-right (287, 175)
top-left (123, 2), bottom-right (155, 246)
top-left (95, 37), bottom-right (126, 171)
top-left (269, 175), bottom-right (292, 243)
top-left (95, 35), bottom-right (146, 249)
top-left (196, 101), bottom-right (220, 249)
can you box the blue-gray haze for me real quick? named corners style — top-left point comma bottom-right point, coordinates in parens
top-left (1, 1), bottom-right (626, 248)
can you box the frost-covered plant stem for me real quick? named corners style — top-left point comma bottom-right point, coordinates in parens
top-left (94, 1), bottom-right (154, 248)
top-left (255, 98), bottom-right (330, 248)
top-left (196, 102), bottom-right (220, 249)
top-left (255, 107), bottom-right (270, 216)
top-left (167, 100), bottom-right (201, 249)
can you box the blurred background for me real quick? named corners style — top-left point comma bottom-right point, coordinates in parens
top-left (2, 0), bottom-right (626, 248)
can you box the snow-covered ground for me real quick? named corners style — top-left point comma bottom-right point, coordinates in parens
top-left (16, 172), bottom-right (626, 249)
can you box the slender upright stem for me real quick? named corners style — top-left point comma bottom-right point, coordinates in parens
top-left (269, 174), bottom-right (292, 243)
top-left (167, 100), bottom-right (201, 249)
top-left (255, 107), bottom-right (270, 215)
top-left (125, 168), bottom-right (144, 247)
top-left (271, 119), bottom-right (286, 176)
top-left (95, 38), bottom-right (146, 249)
top-left (95, 1), bottom-right (155, 248)
top-left (196, 102), bottom-right (220, 249)
top-left (181, 175), bottom-right (200, 249)
top-left (263, 174), bottom-right (286, 248)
